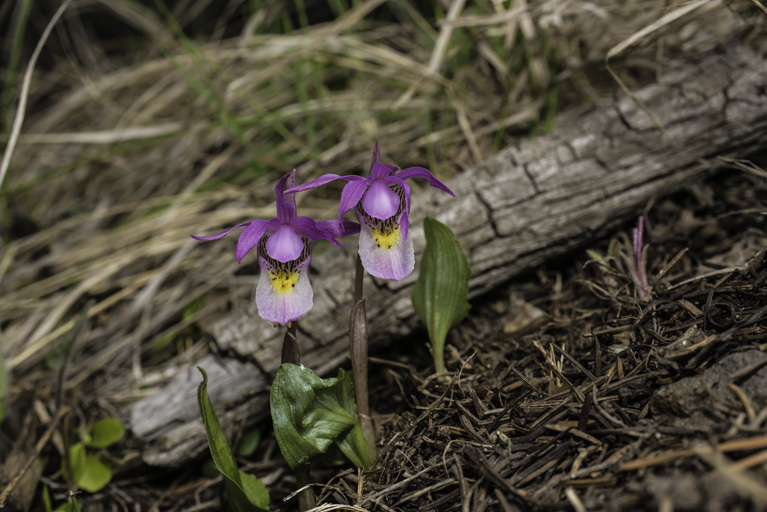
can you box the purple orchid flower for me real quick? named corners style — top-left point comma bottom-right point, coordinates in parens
top-left (191, 170), bottom-right (359, 325)
top-left (286, 143), bottom-right (454, 281)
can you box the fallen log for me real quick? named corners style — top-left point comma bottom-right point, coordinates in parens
top-left (127, 40), bottom-right (767, 467)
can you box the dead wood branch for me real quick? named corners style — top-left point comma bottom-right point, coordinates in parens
top-left (128, 41), bottom-right (767, 467)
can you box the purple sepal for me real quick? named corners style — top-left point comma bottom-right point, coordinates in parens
top-left (338, 179), bottom-right (368, 220)
top-left (190, 221), bottom-right (252, 241)
top-left (388, 175), bottom-right (411, 221)
top-left (369, 162), bottom-right (398, 181)
top-left (235, 219), bottom-right (269, 263)
top-left (275, 171), bottom-right (297, 223)
top-left (400, 210), bottom-right (410, 246)
top-left (371, 141), bottom-right (381, 167)
top-left (284, 173), bottom-right (365, 194)
top-left (288, 217), bottom-right (339, 247)
top-left (396, 166), bottom-right (455, 196)
top-left (315, 219), bottom-right (361, 238)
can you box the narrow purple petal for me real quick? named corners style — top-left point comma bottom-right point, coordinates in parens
top-left (362, 180), bottom-right (400, 220)
top-left (315, 219), bottom-right (361, 238)
top-left (338, 179), bottom-right (369, 220)
top-left (371, 141), bottom-right (381, 167)
top-left (190, 221), bottom-right (253, 241)
top-left (291, 216), bottom-right (338, 247)
top-left (284, 173), bottom-right (365, 195)
top-left (368, 142), bottom-right (398, 180)
top-left (235, 219), bottom-right (269, 263)
top-left (356, 213), bottom-right (414, 281)
top-left (396, 166), bottom-right (455, 196)
top-left (275, 171), bottom-right (297, 223)
top-left (256, 255), bottom-right (313, 324)
top-left (265, 225), bottom-right (303, 262)
top-left (400, 210), bottom-right (410, 245)
top-left (370, 162), bottom-right (398, 181)
top-left (387, 175), bottom-right (411, 215)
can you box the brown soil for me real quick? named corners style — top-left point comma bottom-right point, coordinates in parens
top-left (313, 168), bottom-right (767, 512)
top-left (109, 164), bottom-right (767, 512)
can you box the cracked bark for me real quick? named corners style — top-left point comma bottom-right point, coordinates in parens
top-left (127, 42), bottom-right (767, 467)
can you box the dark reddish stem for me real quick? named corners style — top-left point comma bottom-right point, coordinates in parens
top-left (281, 322), bottom-right (300, 366)
top-left (280, 322), bottom-right (315, 512)
top-left (351, 254), bottom-right (376, 458)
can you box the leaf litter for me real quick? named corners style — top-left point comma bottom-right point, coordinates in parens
top-left (315, 170), bottom-right (767, 512)
top-left (0, 1), bottom-right (765, 510)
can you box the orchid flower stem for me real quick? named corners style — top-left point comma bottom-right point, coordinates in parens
top-left (295, 471), bottom-right (315, 512)
top-left (354, 252), bottom-right (364, 302)
top-left (281, 322), bottom-right (300, 366)
top-left (351, 254), bottom-right (377, 459)
top-left (280, 323), bottom-right (315, 512)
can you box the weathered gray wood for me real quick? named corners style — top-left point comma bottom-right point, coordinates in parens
top-left (127, 42), bottom-right (767, 467)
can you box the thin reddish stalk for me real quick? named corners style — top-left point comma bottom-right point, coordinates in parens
top-left (351, 254), bottom-right (376, 458)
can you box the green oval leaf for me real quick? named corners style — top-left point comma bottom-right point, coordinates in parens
top-left (236, 429), bottom-right (262, 457)
top-left (197, 367), bottom-right (271, 512)
top-left (240, 471), bottom-right (270, 510)
top-left (77, 455), bottom-right (112, 493)
top-left (411, 217), bottom-right (471, 373)
top-left (270, 364), bottom-right (373, 471)
top-left (87, 417), bottom-right (124, 448)
top-left (61, 442), bottom-right (86, 484)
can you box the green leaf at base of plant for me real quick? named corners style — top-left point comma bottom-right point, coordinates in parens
top-left (236, 429), bottom-right (262, 457)
top-left (62, 443), bottom-right (87, 484)
top-left (270, 364), bottom-right (373, 471)
top-left (77, 455), bottom-right (112, 493)
top-left (411, 217), bottom-right (471, 373)
top-left (240, 471), bottom-right (270, 510)
top-left (197, 367), bottom-right (271, 512)
top-left (87, 417), bottom-right (124, 448)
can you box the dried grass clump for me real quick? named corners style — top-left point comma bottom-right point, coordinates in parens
top-left (0, 0), bottom-right (745, 407)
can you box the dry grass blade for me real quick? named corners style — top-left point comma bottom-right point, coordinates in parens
top-left (0, 0), bottom-right (73, 191)
top-left (606, 0), bottom-right (719, 60)
top-left (605, 0), bottom-right (724, 136)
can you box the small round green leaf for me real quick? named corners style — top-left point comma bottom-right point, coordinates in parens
top-left (77, 455), bottom-right (112, 492)
top-left (236, 429), bottom-right (262, 457)
top-left (87, 417), bottom-right (124, 448)
top-left (61, 442), bottom-right (86, 483)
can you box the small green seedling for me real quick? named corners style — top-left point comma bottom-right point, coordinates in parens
top-left (43, 486), bottom-right (82, 512)
top-left (412, 217), bottom-right (471, 374)
top-left (61, 417), bottom-right (124, 493)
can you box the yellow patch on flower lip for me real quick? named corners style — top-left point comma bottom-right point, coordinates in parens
top-left (270, 270), bottom-right (299, 294)
top-left (371, 226), bottom-right (400, 250)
